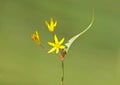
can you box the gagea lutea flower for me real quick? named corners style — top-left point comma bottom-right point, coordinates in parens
top-left (45, 18), bottom-right (57, 32)
top-left (48, 34), bottom-right (65, 54)
top-left (31, 31), bottom-right (40, 45)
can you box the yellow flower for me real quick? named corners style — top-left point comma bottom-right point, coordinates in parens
top-left (45, 18), bottom-right (57, 32)
top-left (48, 34), bottom-right (65, 54)
top-left (31, 31), bottom-right (40, 45)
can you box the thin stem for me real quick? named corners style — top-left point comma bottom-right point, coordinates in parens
top-left (40, 43), bottom-right (48, 51)
top-left (61, 61), bottom-right (64, 85)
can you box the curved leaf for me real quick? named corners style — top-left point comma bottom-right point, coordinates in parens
top-left (65, 15), bottom-right (94, 52)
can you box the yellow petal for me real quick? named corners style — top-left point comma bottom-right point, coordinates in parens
top-left (45, 21), bottom-right (52, 32)
top-left (59, 38), bottom-right (64, 44)
top-left (56, 48), bottom-right (59, 54)
top-left (48, 48), bottom-right (56, 53)
top-left (45, 21), bottom-right (49, 27)
top-left (54, 21), bottom-right (57, 27)
top-left (48, 42), bottom-right (55, 46)
top-left (54, 34), bottom-right (58, 43)
top-left (60, 45), bottom-right (65, 49)
top-left (31, 34), bottom-right (35, 39)
top-left (35, 31), bottom-right (39, 35)
top-left (50, 18), bottom-right (53, 25)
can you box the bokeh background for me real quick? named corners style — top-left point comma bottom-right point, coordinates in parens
top-left (0, 0), bottom-right (120, 85)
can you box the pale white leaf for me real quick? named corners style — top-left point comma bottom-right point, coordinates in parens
top-left (65, 15), bottom-right (94, 52)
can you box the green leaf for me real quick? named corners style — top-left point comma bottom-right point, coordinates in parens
top-left (65, 15), bottom-right (94, 52)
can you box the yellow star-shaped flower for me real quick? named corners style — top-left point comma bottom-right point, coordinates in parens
top-left (31, 31), bottom-right (40, 45)
top-left (48, 34), bottom-right (65, 54)
top-left (45, 18), bottom-right (57, 32)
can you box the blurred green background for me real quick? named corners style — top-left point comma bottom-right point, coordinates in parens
top-left (0, 0), bottom-right (120, 85)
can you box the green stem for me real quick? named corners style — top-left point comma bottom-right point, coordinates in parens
top-left (61, 61), bottom-right (64, 85)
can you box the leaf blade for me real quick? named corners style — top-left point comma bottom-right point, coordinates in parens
top-left (65, 15), bottom-right (94, 52)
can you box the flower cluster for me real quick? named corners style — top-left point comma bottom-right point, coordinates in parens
top-left (31, 18), bottom-right (66, 61)
top-left (31, 17), bottom-right (94, 61)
